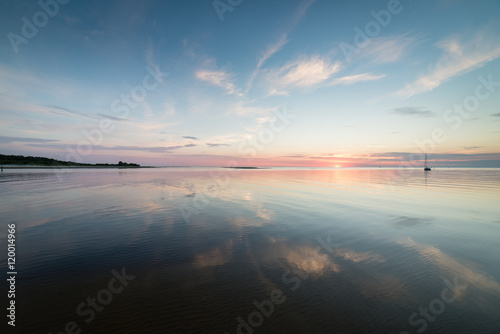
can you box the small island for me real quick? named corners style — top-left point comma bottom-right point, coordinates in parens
top-left (224, 166), bottom-right (267, 169)
top-left (0, 154), bottom-right (142, 168)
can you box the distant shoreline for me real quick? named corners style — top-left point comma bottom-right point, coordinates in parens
top-left (224, 166), bottom-right (266, 169)
top-left (0, 154), bottom-right (143, 168)
top-left (1, 166), bottom-right (154, 169)
top-left (1, 166), bottom-right (498, 170)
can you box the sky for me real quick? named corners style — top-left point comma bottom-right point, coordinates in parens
top-left (0, 0), bottom-right (500, 167)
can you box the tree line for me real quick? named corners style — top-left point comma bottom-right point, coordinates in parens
top-left (0, 154), bottom-right (140, 167)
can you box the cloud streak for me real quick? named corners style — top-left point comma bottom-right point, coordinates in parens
top-left (227, 101), bottom-right (271, 116)
top-left (246, 0), bottom-right (317, 92)
top-left (331, 73), bottom-right (386, 85)
top-left (246, 34), bottom-right (289, 93)
top-left (267, 56), bottom-right (341, 95)
top-left (46, 105), bottom-right (127, 121)
top-left (391, 107), bottom-right (435, 117)
top-left (196, 70), bottom-right (240, 96)
top-left (357, 34), bottom-right (418, 64)
top-left (206, 143), bottom-right (231, 147)
top-left (28, 143), bottom-right (198, 153)
top-left (462, 146), bottom-right (483, 151)
top-left (396, 33), bottom-right (500, 97)
top-left (0, 136), bottom-right (58, 144)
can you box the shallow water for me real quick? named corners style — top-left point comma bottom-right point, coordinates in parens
top-left (1, 167), bottom-right (499, 333)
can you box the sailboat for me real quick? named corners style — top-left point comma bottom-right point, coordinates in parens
top-left (424, 153), bottom-right (431, 171)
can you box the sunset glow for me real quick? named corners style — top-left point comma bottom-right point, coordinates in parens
top-left (1, 0), bottom-right (499, 167)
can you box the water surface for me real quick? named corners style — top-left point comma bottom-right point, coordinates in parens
top-left (1, 168), bottom-right (499, 333)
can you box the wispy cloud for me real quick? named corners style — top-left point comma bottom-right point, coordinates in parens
top-left (187, 92), bottom-right (214, 114)
top-left (357, 34), bottom-right (418, 64)
top-left (227, 101), bottom-right (271, 116)
top-left (256, 116), bottom-right (273, 124)
top-left (246, 35), bottom-right (289, 93)
top-left (182, 136), bottom-right (199, 140)
top-left (202, 132), bottom-right (252, 144)
top-left (281, 155), bottom-right (307, 158)
top-left (309, 156), bottom-right (338, 160)
top-left (267, 89), bottom-right (289, 96)
top-left (28, 143), bottom-right (198, 153)
top-left (0, 136), bottom-right (58, 144)
top-left (64, 14), bottom-right (81, 25)
top-left (291, 0), bottom-right (317, 26)
top-left (267, 56), bottom-right (341, 95)
top-left (163, 98), bottom-right (176, 116)
top-left (396, 32), bottom-right (500, 98)
top-left (491, 113), bottom-right (500, 117)
top-left (97, 114), bottom-right (127, 121)
top-left (206, 143), bottom-right (231, 147)
top-left (46, 105), bottom-right (82, 117)
top-left (196, 69), bottom-right (240, 96)
top-left (99, 144), bottom-right (197, 153)
top-left (462, 146), bottom-right (483, 151)
top-left (391, 107), bottom-right (435, 117)
top-left (331, 73), bottom-right (386, 85)
top-left (46, 105), bottom-right (127, 121)
top-left (246, 0), bottom-right (317, 93)
top-left (146, 38), bottom-right (160, 73)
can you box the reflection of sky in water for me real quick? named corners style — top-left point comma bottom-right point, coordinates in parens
top-left (0, 168), bottom-right (499, 333)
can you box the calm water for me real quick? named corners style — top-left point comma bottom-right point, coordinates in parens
top-left (1, 167), bottom-right (499, 333)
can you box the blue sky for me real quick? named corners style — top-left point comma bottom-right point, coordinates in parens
top-left (1, 0), bottom-right (500, 166)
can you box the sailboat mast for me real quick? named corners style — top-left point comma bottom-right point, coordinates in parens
top-left (424, 153), bottom-right (431, 170)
